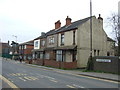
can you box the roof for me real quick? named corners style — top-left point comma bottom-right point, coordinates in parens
top-left (19, 40), bottom-right (34, 45)
top-left (56, 16), bottom-right (92, 33)
top-left (34, 16), bottom-right (92, 40)
top-left (107, 37), bottom-right (115, 42)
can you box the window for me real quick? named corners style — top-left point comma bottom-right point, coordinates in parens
top-left (35, 41), bottom-right (38, 47)
top-left (61, 34), bottom-right (64, 45)
top-left (19, 46), bottom-right (21, 49)
top-left (24, 45), bottom-right (27, 49)
top-left (22, 45), bottom-right (24, 49)
top-left (73, 31), bottom-right (75, 45)
top-left (45, 53), bottom-right (50, 59)
top-left (94, 50), bottom-right (96, 56)
top-left (41, 40), bottom-right (45, 47)
top-left (107, 52), bottom-right (110, 56)
top-left (49, 37), bottom-right (55, 44)
top-left (56, 50), bottom-right (62, 61)
top-left (40, 53), bottom-right (43, 59)
top-left (97, 50), bottom-right (100, 56)
top-left (73, 50), bottom-right (76, 61)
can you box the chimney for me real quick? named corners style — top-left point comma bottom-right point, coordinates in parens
top-left (66, 16), bottom-right (72, 26)
top-left (98, 14), bottom-right (103, 20)
top-left (55, 20), bottom-right (61, 29)
top-left (8, 40), bottom-right (9, 45)
top-left (41, 32), bottom-right (45, 36)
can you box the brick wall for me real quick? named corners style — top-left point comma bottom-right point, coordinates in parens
top-left (44, 60), bottom-right (77, 69)
top-left (93, 56), bottom-right (120, 74)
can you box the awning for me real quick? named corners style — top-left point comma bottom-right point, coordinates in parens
top-left (54, 45), bottom-right (77, 50)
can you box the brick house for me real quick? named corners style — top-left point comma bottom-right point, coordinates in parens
top-left (19, 40), bottom-right (34, 63)
top-left (0, 41), bottom-right (10, 58)
top-left (32, 15), bottom-right (115, 68)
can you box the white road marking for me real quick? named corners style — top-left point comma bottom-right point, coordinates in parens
top-left (18, 77), bottom-right (26, 81)
top-left (73, 84), bottom-right (85, 88)
top-left (49, 79), bottom-right (58, 83)
top-left (24, 76), bottom-right (32, 80)
top-left (27, 76), bottom-right (38, 80)
top-left (66, 85), bottom-right (75, 88)
top-left (44, 75), bottom-right (55, 80)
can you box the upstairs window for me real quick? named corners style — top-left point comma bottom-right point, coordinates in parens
top-left (24, 45), bottom-right (27, 49)
top-left (61, 34), bottom-right (64, 45)
top-left (49, 37), bottom-right (55, 44)
top-left (73, 31), bottom-right (76, 45)
top-left (41, 40), bottom-right (45, 47)
top-left (35, 41), bottom-right (38, 47)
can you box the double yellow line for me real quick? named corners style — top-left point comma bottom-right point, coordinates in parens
top-left (0, 75), bottom-right (19, 89)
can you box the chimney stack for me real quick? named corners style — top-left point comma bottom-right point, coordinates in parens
top-left (66, 16), bottom-right (72, 26)
top-left (98, 14), bottom-right (103, 20)
top-left (55, 20), bottom-right (61, 29)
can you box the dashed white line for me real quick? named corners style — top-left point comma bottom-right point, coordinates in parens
top-left (66, 85), bottom-right (75, 88)
top-left (49, 79), bottom-right (58, 83)
top-left (18, 77), bottom-right (26, 81)
top-left (73, 84), bottom-right (85, 88)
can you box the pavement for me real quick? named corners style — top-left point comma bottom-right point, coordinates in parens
top-left (3, 58), bottom-right (120, 82)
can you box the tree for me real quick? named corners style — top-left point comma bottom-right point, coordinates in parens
top-left (107, 13), bottom-right (120, 56)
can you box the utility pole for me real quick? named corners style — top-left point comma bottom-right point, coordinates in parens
top-left (87, 0), bottom-right (93, 70)
top-left (118, 1), bottom-right (120, 56)
top-left (90, 0), bottom-right (92, 58)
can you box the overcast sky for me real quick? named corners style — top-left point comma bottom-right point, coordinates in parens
top-left (0, 0), bottom-right (119, 43)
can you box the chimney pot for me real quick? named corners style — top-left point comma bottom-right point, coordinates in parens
top-left (55, 20), bottom-right (61, 29)
top-left (98, 14), bottom-right (103, 20)
top-left (66, 16), bottom-right (72, 25)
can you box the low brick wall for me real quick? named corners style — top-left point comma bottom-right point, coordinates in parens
top-left (93, 56), bottom-right (120, 74)
top-left (44, 60), bottom-right (60, 68)
top-left (32, 59), bottom-right (43, 65)
top-left (44, 60), bottom-right (77, 69)
top-left (32, 59), bottom-right (77, 69)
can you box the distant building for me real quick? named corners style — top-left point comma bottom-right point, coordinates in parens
top-left (32, 15), bottom-right (115, 68)
top-left (0, 41), bottom-right (10, 58)
top-left (19, 40), bottom-right (34, 63)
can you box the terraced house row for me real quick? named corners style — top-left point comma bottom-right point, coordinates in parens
top-left (19, 15), bottom-right (115, 69)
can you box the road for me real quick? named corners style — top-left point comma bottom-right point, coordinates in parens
top-left (1, 58), bottom-right (119, 89)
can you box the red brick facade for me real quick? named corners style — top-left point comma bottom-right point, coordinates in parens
top-left (32, 59), bottom-right (77, 69)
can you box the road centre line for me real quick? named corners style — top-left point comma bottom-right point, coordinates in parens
top-left (0, 74), bottom-right (19, 89)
